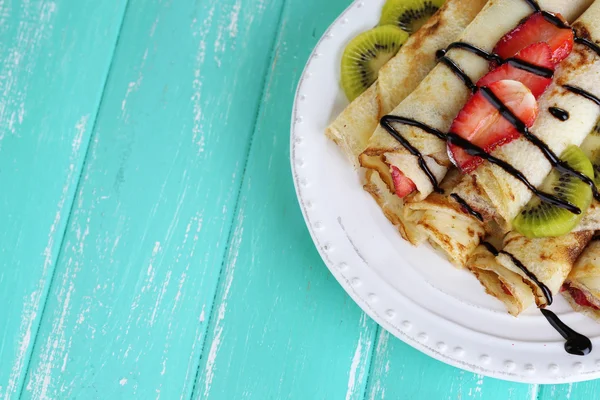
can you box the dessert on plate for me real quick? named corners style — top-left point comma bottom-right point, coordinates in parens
top-left (325, 0), bottom-right (600, 355)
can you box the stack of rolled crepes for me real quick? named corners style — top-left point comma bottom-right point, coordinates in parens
top-left (455, 1), bottom-right (600, 315)
top-left (325, 0), bottom-right (600, 319)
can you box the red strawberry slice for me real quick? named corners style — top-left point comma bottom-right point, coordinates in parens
top-left (391, 166), bottom-right (416, 198)
top-left (448, 80), bottom-right (538, 173)
top-left (494, 12), bottom-right (573, 63)
top-left (478, 42), bottom-right (554, 98)
top-left (563, 284), bottom-right (600, 310)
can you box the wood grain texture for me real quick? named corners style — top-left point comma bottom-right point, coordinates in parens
top-left (20, 0), bottom-right (285, 398)
top-left (191, 0), bottom-right (382, 398)
top-left (0, 0), bottom-right (127, 398)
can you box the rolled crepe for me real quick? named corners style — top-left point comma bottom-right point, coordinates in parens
top-left (563, 237), bottom-right (600, 321)
top-left (497, 231), bottom-right (592, 309)
top-left (363, 169), bottom-right (426, 245)
top-left (467, 231), bottom-right (592, 314)
top-left (362, 0), bottom-right (593, 201)
top-left (326, 0), bottom-right (488, 166)
top-left (405, 169), bottom-right (486, 267)
top-left (467, 240), bottom-right (535, 316)
top-left (463, 1), bottom-right (600, 229)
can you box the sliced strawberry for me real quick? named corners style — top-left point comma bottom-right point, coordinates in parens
top-left (448, 80), bottom-right (538, 173)
top-left (494, 12), bottom-right (573, 64)
top-left (391, 166), bottom-right (416, 198)
top-left (478, 43), bottom-right (554, 98)
top-left (563, 284), bottom-right (600, 310)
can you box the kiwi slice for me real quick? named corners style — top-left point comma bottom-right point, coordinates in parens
top-left (513, 145), bottom-right (594, 238)
top-left (341, 25), bottom-right (408, 101)
top-left (380, 0), bottom-right (445, 33)
top-left (580, 119), bottom-right (600, 186)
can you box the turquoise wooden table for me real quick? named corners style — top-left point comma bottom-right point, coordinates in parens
top-left (1, 0), bottom-right (600, 399)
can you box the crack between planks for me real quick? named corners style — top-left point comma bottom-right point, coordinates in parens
top-left (186, 0), bottom-right (290, 398)
top-left (359, 324), bottom-right (381, 400)
top-left (15, 1), bottom-right (132, 398)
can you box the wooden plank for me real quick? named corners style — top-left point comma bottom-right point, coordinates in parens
top-left (539, 382), bottom-right (600, 399)
top-left (191, 0), bottom-right (382, 398)
top-left (20, 0), bottom-right (285, 398)
top-left (0, 0), bottom-right (127, 398)
top-left (365, 330), bottom-right (537, 399)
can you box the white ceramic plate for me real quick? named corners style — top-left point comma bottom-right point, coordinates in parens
top-left (290, 0), bottom-right (600, 384)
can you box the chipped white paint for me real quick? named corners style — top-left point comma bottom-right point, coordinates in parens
top-left (367, 331), bottom-right (389, 400)
top-left (30, 267), bottom-right (77, 399)
top-left (150, 270), bottom-right (172, 327)
top-left (24, 115), bottom-right (94, 399)
top-left (121, 48), bottom-right (148, 116)
top-left (345, 313), bottom-right (373, 400)
top-left (6, 114), bottom-right (87, 399)
top-left (228, 1), bottom-right (241, 39)
top-left (475, 375), bottom-right (484, 394)
top-left (120, 378), bottom-right (128, 386)
top-left (528, 384), bottom-right (539, 400)
top-left (3, 9), bottom-right (65, 394)
top-left (203, 206), bottom-right (244, 398)
top-left (0, 0), bottom-right (56, 147)
top-left (346, 334), bottom-right (363, 400)
top-left (191, 7), bottom-right (214, 153)
top-left (145, 241), bottom-right (162, 292)
top-left (565, 383), bottom-right (573, 399)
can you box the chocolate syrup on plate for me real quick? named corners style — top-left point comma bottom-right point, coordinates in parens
top-left (541, 309), bottom-right (593, 356)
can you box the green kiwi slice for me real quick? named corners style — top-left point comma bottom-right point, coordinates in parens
top-left (580, 119), bottom-right (600, 186)
top-left (341, 25), bottom-right (408, 101)
top-left (513, 145), bottom-right (594, 238)
top-left (380, 0), bottom-right (445, 33)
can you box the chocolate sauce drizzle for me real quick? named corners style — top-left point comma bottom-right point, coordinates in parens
top-left (523, 0), bottom-right (540, 12)
top-left (575, 37), bottom-right (600, 57)
top-left (437, 56), bottom-right (477, 92)
top-left (540, 308), bottom-right (593, 356)
top-left (564, 85), bottom-right (600, 107)
top-left (437, 43), bottom-right (553, 79)
top-left (481, 241), bottom-right (499, 256)
top-left (499, 250), bottom-right (554, 305)
top-left (450, 193), bottom-right (483, 221)
top-left (548, 106), bottom-right (569, 121)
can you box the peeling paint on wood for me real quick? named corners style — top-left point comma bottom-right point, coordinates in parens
top-left (0, 1), bottom-right (127, 398)
top-left (17, 0), bottom-right (287, 398)
top-left (3, 0), bottom-right (600, 398)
